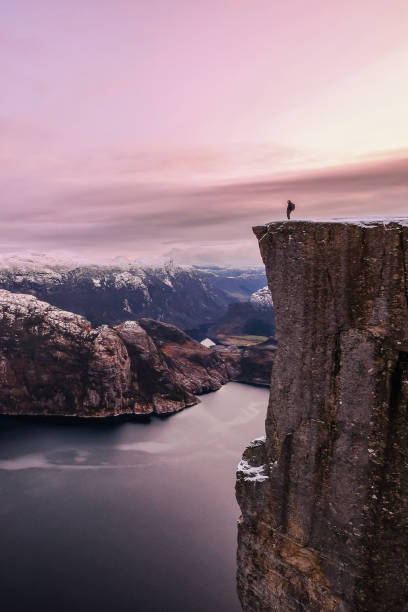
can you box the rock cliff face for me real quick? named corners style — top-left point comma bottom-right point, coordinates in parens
top-left (0, 290), bottom-right (228, 417)
top-left (236, 220), bottom-right (408, 611)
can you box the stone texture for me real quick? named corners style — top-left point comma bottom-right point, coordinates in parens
top-left (236, 220), bottom-right (408, 611)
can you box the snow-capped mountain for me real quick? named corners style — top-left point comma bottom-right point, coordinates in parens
top-left (0, 254), bottom-right (266, 334)
top-left (249, 286), bottom-right (273, 310)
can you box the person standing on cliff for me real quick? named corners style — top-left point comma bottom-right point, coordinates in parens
top-left (286, 200), bottom-right (295, 219)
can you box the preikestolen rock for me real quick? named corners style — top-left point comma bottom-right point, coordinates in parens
top-left (236, 219), bottom-right (408, 611)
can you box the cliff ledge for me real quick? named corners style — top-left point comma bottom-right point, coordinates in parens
top-left (236, 219), bottom-right (408, 611)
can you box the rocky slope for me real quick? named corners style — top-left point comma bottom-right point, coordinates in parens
top-left (236, 219), bottom-right (408, 611)
top-left (215, 339), bottom-right (276, 387)
top-left (0, 290), bottom-right (229, 417)
top-left (0, 255), bottom-right (266, 335)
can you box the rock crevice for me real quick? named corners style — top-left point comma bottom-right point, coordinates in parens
top-left (236, 220), bottom-right (408, 611)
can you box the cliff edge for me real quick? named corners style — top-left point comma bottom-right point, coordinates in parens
top-left (236, 219), bottom-right (408, 611)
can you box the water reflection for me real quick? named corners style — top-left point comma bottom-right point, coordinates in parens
top-left (0, 383), bottom-right (268, 612)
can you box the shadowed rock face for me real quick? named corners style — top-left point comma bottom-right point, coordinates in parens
top-left (236, 220), bottom-right (408, 611)
top-left (215, 340), bottom-right (276, 387)
top-left (208, 289), bottom-right (275, 340)
top-left (0, 291), bottom-right (229, 417)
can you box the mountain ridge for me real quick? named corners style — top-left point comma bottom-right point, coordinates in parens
top-left (0, 289), bottom-right (274, 418)
top-left (0, 255), bottom-right (266, 333)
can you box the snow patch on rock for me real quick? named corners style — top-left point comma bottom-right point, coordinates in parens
top-left (248, 435), bottom-right (266, 448)
top-left (237, 459), bottom-right (268, 482)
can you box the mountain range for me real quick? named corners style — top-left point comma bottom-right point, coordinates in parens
top-left (0, 254), bottom-right (267, 337)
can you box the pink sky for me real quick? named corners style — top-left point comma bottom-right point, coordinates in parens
top-left (1, 0), bottom-right (408, 264)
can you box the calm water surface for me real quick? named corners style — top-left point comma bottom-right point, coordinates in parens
top-left (0, 383), bottom-right (268, 612)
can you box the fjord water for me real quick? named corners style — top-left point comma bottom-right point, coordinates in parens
top-left (0, 383), bottom-right (268, 612)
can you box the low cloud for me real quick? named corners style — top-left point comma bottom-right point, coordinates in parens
top-left (1, 153), bottom-right (407, 264)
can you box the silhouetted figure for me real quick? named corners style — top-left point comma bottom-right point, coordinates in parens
top-left (286, 200), bottom-right (295, 219)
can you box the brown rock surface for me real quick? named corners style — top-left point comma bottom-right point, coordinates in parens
top-left (236, 219), bottom-right (408, 611)
top-left (0, 290), bottom-right (229, 417)
top-left (127, 318), bottom-right (228, 396)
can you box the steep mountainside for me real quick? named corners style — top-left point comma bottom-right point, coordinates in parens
top-left (237, 219), bottom-right (408, 611)
top-left (216, 339), bottom-right (276, 387)
top-left (0, 255), bottom-right (266, 334)
top-left (0, 289), bottom-right (274, 418)
top-left (0, 290), bottom-right (229, 417)
top-left (209, 286), bottom-right (275, 340)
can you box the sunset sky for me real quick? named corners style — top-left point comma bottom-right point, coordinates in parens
top-left (1, 0), bottom-right (408, 264)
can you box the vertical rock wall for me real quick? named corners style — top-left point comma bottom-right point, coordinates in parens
top-left (236, 220), bottom-right (408, 611)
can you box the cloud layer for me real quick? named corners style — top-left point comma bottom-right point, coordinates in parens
top-left (1, 152), bottom-right (407, 264)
